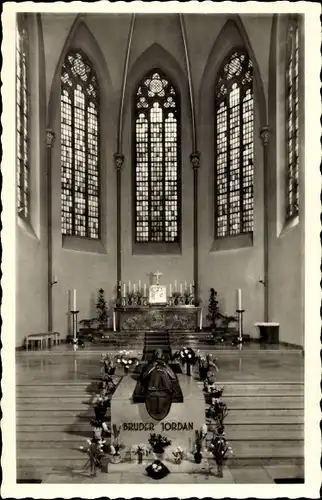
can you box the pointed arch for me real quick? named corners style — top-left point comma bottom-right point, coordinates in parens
top-left (199, 17), bottom-right (267, 128)
top-left (47, 16), bottom-right (113, 129)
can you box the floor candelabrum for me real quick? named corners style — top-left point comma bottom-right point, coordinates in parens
top-left (70, 310), bottom-right (79, 342)
top-left (236, 309), bottom-right (245, 344)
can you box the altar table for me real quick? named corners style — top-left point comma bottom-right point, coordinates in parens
top-left (114, 306), bottom-right (202, 332)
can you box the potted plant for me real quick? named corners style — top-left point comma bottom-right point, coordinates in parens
top-left (172, 446), bottom-right (185, 464)
top-left (96, 288), bottom-right (109, 330)
top-left (90, 420), bottom-right (109, 440)
top-left (148, 433), bottom-right (172, 460)
top-left (205, 400), bottom-right (228, 428)
top-left (208, 434), bottom-right (233, 477)
top-left (109, 424), bottom-right (125, 463)
top-left (192, 425), bottom-right (207, 464)
top-left (131, 444), bottom-right (151, 464)
top-left (100, 353), bottom-right (116, 376)
top-left (145, 460), bottom-right (170, 480)
top-left (207, 288), bottom-right (219, 333)
top-left (80, 437), bottom-right (107, 476)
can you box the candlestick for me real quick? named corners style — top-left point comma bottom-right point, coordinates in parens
top-left (184, 281), bottom-right (187, 291)
top-left (237, 288), bottom-right (242, 310)
top-left (113, 311), bottom-right (116, 332)
top-left (174, 280), bottom-right (177, 293)
top-left (180, 283), bottom-right (183, 295)
top-left (190, 283), bottom-right (192, 294)
top-left (144, 283), bottom-right (147, 296)
top-left (199, 309), bottom-right (203, 331)
top-left (169, 284), bottom-right (172, 296)
top-left (133, 283), bottom-right (136, 293)
top-left (71, 289), bottom-right (77, 311)
top-left (123, 284), bottom-right (126, 297)
top-left (138, 280), bottom-right (141, 293)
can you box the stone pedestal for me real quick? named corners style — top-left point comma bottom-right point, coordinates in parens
top-left (111, 374), bottom-right (205, 450)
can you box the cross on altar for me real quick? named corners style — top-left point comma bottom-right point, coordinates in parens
top-left (153, 270), bottom-right (163, 285)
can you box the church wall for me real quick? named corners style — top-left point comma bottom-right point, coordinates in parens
top-left (17, 14), bottom-right (279, 343)
top-left (16, 15), bottom-right (48, 346)
top-left (266, 16), bottom-right (304, 347)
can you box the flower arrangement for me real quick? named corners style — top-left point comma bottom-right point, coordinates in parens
top-left (109, 424), bottom-right (126, 463)
top-left (114, 350), bottom-right (140, 372)
top-left (197, 352), bottom-right (219, 381)
top-left (208, 434), bottom-right (233, 477)
top-left (145, 460), bottom-right (170, 480)
top-left (148, 433), bottom-right (172, 454)
top-left (131, 444), bottom-right (151, 463)
top-left (80, 437), bottom-right (107, 476)
top-left (92, 392), bottom-right (110, 422)
top-left (205, 400), bottom-right (228, 427)
top-left (192, 425), bottom-right (208, 463)
top-left (100, 354), bottom-right (116, 376)
top-left (172, 347), bottom-right (197, 375)
top-left (172, 445), bottom-right (185, 464)
top-left (90, 419), bottom-right (109, 440)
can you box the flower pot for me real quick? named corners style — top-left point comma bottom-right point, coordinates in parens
top-left (153, 451), bottom-right (165, 462)
top-left (194, 451), bottom-right (202, 464)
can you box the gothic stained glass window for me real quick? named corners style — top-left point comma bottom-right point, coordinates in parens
top-left (61, 50), bottom-right (100, 239)
top-left (134, 70), bottom-right (180, 243)
top-left (286, 20), bottom-right (299, 219)
top-left (16, 16), bottom-right (29, 219)
top-left (215, 51), bottom-right (254, 238)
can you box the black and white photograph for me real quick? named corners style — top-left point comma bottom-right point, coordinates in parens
top-left (1, 1), bottom-right (320, 498)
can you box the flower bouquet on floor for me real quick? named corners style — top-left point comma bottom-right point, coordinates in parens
top-left (114, 350), bottom-right (140, 374)
top-left (192, 425), bottom-right (208, 464)
top-left (197, 352), bottom-right (219, 381)
top-left (79, 437), bottom-right (107, 476)
top-left (172, 347), bottom-right (197, 376)
top-left (145, 460), bottom-right (170, 480)
top-left (148, 433), bottom-right (172, 458)
top-left (208, 434), bottom-right (233, 478)
top-left (131, 444), bottom-right (151, 464)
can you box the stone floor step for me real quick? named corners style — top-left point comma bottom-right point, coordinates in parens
top-left (196, 382), bottom-right (304, 395)
top-left (225, 409), bottom-right (303, 424)
top-left (220, 396), bottom-right (303, 409)
top-left (17, 432), bottom-right (93, 441)
top-left (207, 427), bottom-right (303, 440)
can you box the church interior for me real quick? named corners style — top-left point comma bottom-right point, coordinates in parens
top-left (14, 11), bottom-right (307, 486)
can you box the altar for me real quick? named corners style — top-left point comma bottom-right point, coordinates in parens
top-left (114, 306), bottom-right (202, 332)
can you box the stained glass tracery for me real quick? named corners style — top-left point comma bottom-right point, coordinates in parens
top-left (215, 51), bottom-right (254, 238)
top-left (16, 17), bottom-right (29, 219)
top-left (135, 71), bottom-right (180, 243)
top-left (286, 20), bottom-right (299, 219)
top-left (61, 50), bottom-right (100, 239)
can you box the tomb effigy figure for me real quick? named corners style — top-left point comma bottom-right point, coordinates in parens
top-left (141, 348), bottom-right (176, 394)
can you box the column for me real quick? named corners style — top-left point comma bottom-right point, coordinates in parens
top-left (46, 129), bottom-right (55, 332)
top-left (260, 126), bottom-right (270, 323)
top-left (114, 153), bottom-right (124, 301)
top-left (190, 151), bottom-right (201, 301)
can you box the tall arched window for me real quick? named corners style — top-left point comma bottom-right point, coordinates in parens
top-left (16, 15), bottom-right (30, 219)
top-left (215, 50), bottom-right (254, 238)
top-left (61, 50), bottom-right (100, 239)
top-left (134, 70), bottom-right (180, 243)
top-left (286, 19), bottom-right (299, 220)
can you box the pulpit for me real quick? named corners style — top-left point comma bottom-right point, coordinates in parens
top-left (114, 306), bottom-right (201, 332)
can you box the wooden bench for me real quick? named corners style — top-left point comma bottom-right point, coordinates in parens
top-left (25, 332), bottom-right (60, 351)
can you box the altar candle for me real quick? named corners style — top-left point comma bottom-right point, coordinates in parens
top-left (138, 280), bottom-right (141, 293)
top-left (169, 284), bottom-right (172, 296)
top-left (184, 281), bottom-right (187, 291)
top-left (190, 283), bottom-right (192, 294)
top-left (133, 283), bottom-right (136, 293)
top-left (71, 289), bottom-right (77, 311)
top-left (144, 283), bottom-right (147, 297)
top-left (113, 311), bottom-right (116, 332)
top-left (53, 276), bottom-right (57, 283)
top-left (123, 284), bottom-right (126, 297)
top-left (174, 280), bottom-right (177, 292)
top-left (180, 283), bottom-right (183, 294)
top-left (237, 288), bottom-right (242, 310)
top-left (128, 281), bottom-right (131, 293)
top-left (199, 309), bottom-right (203, 330)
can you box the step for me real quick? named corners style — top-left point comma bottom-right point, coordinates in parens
top-left (220, 396), bottom-right (303, 409)
top-left (17, 432), bottom-right (94, 441)
top-left (206, 424), bottom-right (304, 440)
top-left (197, 382), bottom-right (304, 395)
top-left (224, 409), bottom-right (303, 424)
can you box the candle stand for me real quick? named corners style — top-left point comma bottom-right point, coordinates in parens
top-left (70, 310), bottom-right (79, 343)
top-left (235, 309), bottom-right (245, 344)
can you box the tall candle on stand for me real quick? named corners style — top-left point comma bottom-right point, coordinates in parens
top-left (174, 280), bottom-right (177, 293)
top-left (144, 283), bottom-right (147, 297)
top-left (72, 289), bottom-right (77, 311)
top-left (180, 283), bottom-right (183, 295)
top-left (123, 283), bottom-right (126, 297)
top-left (128, 281), bottom-right (131, 293)
top-left (190, 283), bottom-right (192, 294)
top-left (133, 283), bottom-right (136, 293)
top-left (237, 288), bottom-right (242, 310)
top-left (184, 281), bottom-right (187, 291)
top-left (169, 284), bottom-right (172, 296)
top-left (138, 280), bottom-right (141, 293)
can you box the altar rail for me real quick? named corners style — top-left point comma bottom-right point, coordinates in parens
top-left (114, 306), bottom-right (202, 332)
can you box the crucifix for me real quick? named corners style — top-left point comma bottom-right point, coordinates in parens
top-left (153, 270), bottom-right (163, 286)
